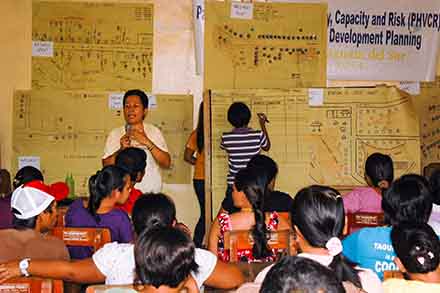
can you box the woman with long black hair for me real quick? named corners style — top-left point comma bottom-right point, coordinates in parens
top-left (184, 102), bottom-right (205, 247)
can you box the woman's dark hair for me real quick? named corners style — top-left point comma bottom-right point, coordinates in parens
top-left (115, 147), bottom-right (147, 182)
top-left (12, 201), bottom-right (55, 230)
top-left (123, 89), bottom-right (149, 109)
top-left (382, 174), bottom-right (432, 226)
top-left (260, 256), bottom-right (345, 293)
top-left (247, 154), bottom-right (278, 183)
top-left (132, 193), bottom-right (176, 235)
top-left (13, 166), bottom-right (44, 189)
top-left (234, 168), bottom-right (271, 259)
top-left (391, 222), bottom-right (440, 275)
top-left (196, 102), bottom-right (204, 152)
top-left (227, 102), bottom-right (251, 128)
top-left (88, 166), bottom-right (129, 223)
top-left (365, 153), bottom-right (394, 190)
top-left (135, 227), bottom-right (198, 289)
top-left (0, 169), bottom-right (11, 195)
top-left (429, 169), bottom-right (440, 205)
top-left (291, 185), bottom-right (362, 288)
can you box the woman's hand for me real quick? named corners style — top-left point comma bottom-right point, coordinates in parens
top-left (0, 261), bottom-right (21, 283)
top-left (119, 134), bottom-right (131, 150)
top-left (128, 127), bottom-right (153, 148)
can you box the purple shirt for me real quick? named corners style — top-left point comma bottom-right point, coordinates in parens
top-left (343, 187), bottom-right (382, 214)
top-left (65, 199), bottom-right (134, 259)
top-left (0, 195), bottom-right (12, 229)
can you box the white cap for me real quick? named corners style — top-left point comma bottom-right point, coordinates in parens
top-left (11, 185), bottom-right (55, 219)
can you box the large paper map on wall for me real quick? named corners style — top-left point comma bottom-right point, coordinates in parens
top-left (210, 87), bottom-right (420, 212)
top-left (32, 1), bottom-right (153, 91)
top-left (12, 90), bottom-right (192, 195)
top-left (414, 77), bottom-right (440, 169)
top-left (204, 1), bottom-right (327, 89)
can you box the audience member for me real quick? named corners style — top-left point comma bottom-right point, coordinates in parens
top-left (258, 256), bottom-right (345, 293)
top-left (0, 183), bottom-right (69, 262)
top-left (0, 193), bottom-right (244, 290)
top-left (208, 168), bottom-right (290, 262)
top-left (256, 185), bottom-right (381, 292)
top-left (343, 153), bottom-right (393, 213)
top-left (134, 227), bottom-right (198, 293)
top-left (219, 102), bottom-right (271, 214)
top-left (114, 147), bottom-right (147, 214)
top-left (343, 174), bottom-right (435, 280)
top-left (184, 102), bottom-right (206, 247)
top-left (382, 222), bottom-right (440, 292)
top-left (0, 169), bottom-right (12, 229)
top-left (65, 165), bottom-right (134, 259)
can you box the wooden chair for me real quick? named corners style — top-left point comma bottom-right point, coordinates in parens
top-left (383, 270), bottom-right (404, 280)
top-left (51, 227), bottom-right (111, 252)
top-left (346, 212), bottom-right (385, 235)
top-left (0, 277), bottom-right (63, 293)
top-left (86, 284), bottom-right (136, 293)
top-left (224, 229), bottom-right (292, 262)
top-left (55, 206), bottom-right (68, 227)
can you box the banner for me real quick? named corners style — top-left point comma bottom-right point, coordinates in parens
top-left (328, 0), bottom-right (440, 81)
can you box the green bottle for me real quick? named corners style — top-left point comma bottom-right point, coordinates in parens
top-left (65, 173), bottom-right (75, 199)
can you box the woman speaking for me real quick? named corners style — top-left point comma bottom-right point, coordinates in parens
top-left (102, 89), bottom-right (171, 193)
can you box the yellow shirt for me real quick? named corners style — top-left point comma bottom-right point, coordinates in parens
top-left (186, 130), bottom-right (204, 180)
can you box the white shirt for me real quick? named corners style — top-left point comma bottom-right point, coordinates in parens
top-left (103, 122), bottom-right (168, 193)
top-left (254, 253), bottom-right (383, 293)
top-left (92, 242), bottom-right (217, 288)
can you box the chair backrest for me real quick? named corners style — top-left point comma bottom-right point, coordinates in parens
top-left (0, 277), bottom-right (63, 293)
top-left (51, 227), bottom-right (111, 252)
top-left (86, 284), bottom-right (137, 293)
top-left (224, 229), bottom-right (291, 262)
top-left (423, 163), bottom-right (440, 179)
top-left (346, 212), bottom-right (385, 235)
top-left (383, 270), bottom-right (404, 280)
top-left (55, 206), bottom-right (68, 227)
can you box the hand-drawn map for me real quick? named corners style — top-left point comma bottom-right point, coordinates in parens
top-left (13, 90), bottom-right (192, 195)
top-left (32, 1), bottom-right (153, 91)
top-left (414, 77), bottom-right (440, 168)
top-left (205, 1), bottom-right (327, 89)
top-left (210, 87), bottom-right (420, 212)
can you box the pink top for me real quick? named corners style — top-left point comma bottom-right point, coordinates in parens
top-left (343, 187), bottom-right (382, 214)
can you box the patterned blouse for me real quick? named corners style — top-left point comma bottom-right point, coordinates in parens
top-left (217, 211), bottom-right (282, 262)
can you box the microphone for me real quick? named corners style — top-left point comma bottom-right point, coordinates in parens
top-left (125, 124), bottom-right (131, 133)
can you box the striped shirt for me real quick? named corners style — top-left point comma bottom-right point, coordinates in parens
top-left (220, 128), bottom-right (268, 185)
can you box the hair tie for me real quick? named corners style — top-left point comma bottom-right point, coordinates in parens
top-left (417, 256), bottom-right (425, 265)
top-left (326, 237), bottom-right (343, 256)
top-left (428, 251), bottom-right (435, 259)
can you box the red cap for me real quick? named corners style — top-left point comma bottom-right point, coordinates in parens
top-left (24, 180), bottom-right (69, 202)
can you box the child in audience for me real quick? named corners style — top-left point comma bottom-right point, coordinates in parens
top-left (65, 165), bottom-right (134, 259)
top-left (343, 152), bottom-right (394, 213)
top-left (208, 168), bottom-right (290, 262)
top-left (219, 102), bottom-right (271, 214)
top-left (0, 193), bottom-right (245, 291)
top-left (256, 185), bottom-right (381, 292)
top-left (134, 227), bottom-right (198, 293)
top-left (115, 147), bottom-right (146, 214)
top-left (343, 174), bottom-right (435, 280)
top-left (383, 222), bottom-right (440, 292)
top-left (258, 256), bottom-right (345, 293)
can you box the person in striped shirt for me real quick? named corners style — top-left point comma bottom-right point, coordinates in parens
top-left (219, 102), bottom-right (271, 214)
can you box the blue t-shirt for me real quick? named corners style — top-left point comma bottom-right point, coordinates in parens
top-left (342, 226), bottom-right (397, 280)
top-left (65, 199), bottom-right (134, 259)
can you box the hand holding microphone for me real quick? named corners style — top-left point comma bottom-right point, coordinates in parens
top-left (120, 124), bottom-right (131, 149)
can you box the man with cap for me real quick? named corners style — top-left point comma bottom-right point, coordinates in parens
top-left (0, 182), bottom-right (69, 269)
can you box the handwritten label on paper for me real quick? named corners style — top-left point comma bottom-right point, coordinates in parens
top-left (32, 41), bottom-right (53, 57)
top-left (231, 2), bottom-right (253, 20)
top-left (18, 156), bottom-right (40, 170)
top-left (308, 88), bottom-right (324, 106)
top-left (108, 93), bottom-right (124, 110)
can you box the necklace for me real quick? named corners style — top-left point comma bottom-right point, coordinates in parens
top-left (241, 207), bottom-right (253, 212)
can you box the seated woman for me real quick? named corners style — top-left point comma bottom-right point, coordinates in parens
top-left (383, 222), bottom-right (440, 292)
top-left (65, 165), bottom-right (134, 259)
top-left (208, 168), bottom-right (290, 262)
top-left (343, 152), bottom-right (393, 213)
top-left (133, 227), bottom-right (199, 293)
top-left (256, 185), bottom-right (382, 293)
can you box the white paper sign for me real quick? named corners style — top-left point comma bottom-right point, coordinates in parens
top-left (148, 95), bottom-right (157, 109)
top-left (193, 0), bottom-right (204, 75)
top-left (398, 81), bottom-right (421, 95)
top-left (18, 156), bottom-right (41, 170)
top-left (108, 93), bottom-right (124, 110)
top-left (231, 2), bottom-right (253, 20)
top-left (32, 41), bottom-right (53, 57)
top-left (308, 88), bottom-right (324, 106)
